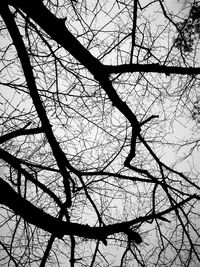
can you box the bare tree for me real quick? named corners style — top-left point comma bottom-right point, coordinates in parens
top-left (0, 0), bottom-right (200, 266)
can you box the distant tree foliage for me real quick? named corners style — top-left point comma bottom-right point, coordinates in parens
top-left (174, 2), bottom-right (200, 52)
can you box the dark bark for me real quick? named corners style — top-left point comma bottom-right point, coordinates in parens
top-left (0, 178), bottom-right (196, 242)
top-left (105, 63), bottom-right (200, 75)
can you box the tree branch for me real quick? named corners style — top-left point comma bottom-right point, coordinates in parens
top-left (0, 2), bottom-right (74, 207)
top-left (8, 0), bottom-right (104, 78)
top-left (0, 178), bottom-right (197, 242)
top-left (130, 0), bottom-right (138, 63)
top-left (0, 126), bottom-right (43, 144)
top-left (105, 63), bottom-right (200, 75)
top-left (0, 148), bottom-right (62, 207)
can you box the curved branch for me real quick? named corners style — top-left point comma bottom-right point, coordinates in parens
top-left (0, 178), bottom-right (197, 242)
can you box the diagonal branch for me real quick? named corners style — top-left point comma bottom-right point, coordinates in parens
top-left (8, 0), bottom-right (104, 78)
top-left (0, 2), bottom-right (74, 207)
top-left (0, 148), bottom-right (63, 207)
top-left (7, 0), bottom-right (141, 164)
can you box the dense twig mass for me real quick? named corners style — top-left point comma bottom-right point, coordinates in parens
top-left (0, 0), bottom-right (200, 266)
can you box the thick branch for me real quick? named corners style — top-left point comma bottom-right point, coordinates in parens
top-left (6, 0), bottom-right (141, 161)
top-left (0, 2), bottom-right (73, 207)
top-left (105, 63), bottom-right (200, 75)
top-left (8, 0), bottom-right (104, 78)
top-left (0, 127), bottom-right (43, 144)
top-left (7, 0), bottom-right (200, 79)
top-left (0, 178), bottom-right (197, 242)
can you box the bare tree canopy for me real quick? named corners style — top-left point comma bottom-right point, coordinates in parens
top-left (0, 0), bottom-right (200, 266)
